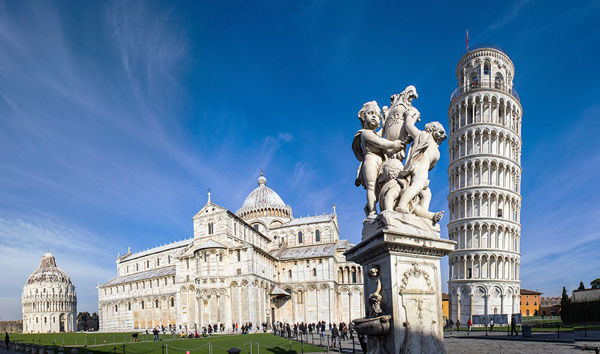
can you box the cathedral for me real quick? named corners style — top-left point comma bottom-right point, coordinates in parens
top-left (98, 174), bottom-right (365, 332)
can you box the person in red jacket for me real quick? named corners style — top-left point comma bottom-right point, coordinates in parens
top-left (467, 318), bottom-right (472, 335)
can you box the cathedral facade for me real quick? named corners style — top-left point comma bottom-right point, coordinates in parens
top-left (98, 174), bottom-right (364, 332)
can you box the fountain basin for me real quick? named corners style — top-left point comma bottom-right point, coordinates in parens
top-left (352, 315), bottom-right (392, 336)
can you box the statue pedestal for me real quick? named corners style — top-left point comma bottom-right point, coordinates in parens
top-left (345, 216), bottom-right (455, 354)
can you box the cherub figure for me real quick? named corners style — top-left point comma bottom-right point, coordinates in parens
top-left (353, 101), bottom-right (404, 218)
top-left (376, 159), bottom-right (406, 212)
top-left (396, 107), bottom-right (447, 224)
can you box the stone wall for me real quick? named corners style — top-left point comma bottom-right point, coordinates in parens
top-left (0, 321), bottom-right (23, 333)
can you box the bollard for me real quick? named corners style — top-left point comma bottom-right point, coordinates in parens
top-left (250, 341), bottom-right (253, 354)
top-left (71, 349), bottom-right (79, 354)
top-left (123, 344), bottom-right (126, 354)
top-left (39, 345), bottom-right (44, 354)
top-left (58, 346), bottom-right (64, 354)
top-left (257, 342), bottom-right (259, 354)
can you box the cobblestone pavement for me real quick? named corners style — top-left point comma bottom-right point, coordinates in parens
top-left (445, 337), bottom-right (600, 354)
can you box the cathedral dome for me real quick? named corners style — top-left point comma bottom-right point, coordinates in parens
top-left (26, 251), bottom-right (72, 285)
top-left (241, 174), bottom-right (286, 210)
top-left (236, 174), bottom-right (293, 221)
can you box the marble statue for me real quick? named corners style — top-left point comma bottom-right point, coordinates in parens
top-left (353, 101), bottom-right (405, 218)
top-left (347, 85), bottom-right (455, 354)
top-left (353, 87), bottom-right (446, 226)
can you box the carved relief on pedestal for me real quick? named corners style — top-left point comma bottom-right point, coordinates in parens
top-left (397, 263), bottom-right (443, 353)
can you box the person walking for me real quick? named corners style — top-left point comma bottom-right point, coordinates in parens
top-left (449, 319), bottom-right (454, 334)
top-left (456, 319), bottom-right (461, 332)
top-left (331, 324), bottom-right (339, 348)
top-left (4, 332), bottom-right (9, 349)
top-left (467, 318), bottom-right (472, 335)
top-left (489, 318), bottom-right (494, 332)
top-left (510, 315), bottom-right (518, 336)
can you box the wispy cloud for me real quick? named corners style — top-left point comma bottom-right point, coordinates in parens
top-left (486, 0), bottom-right (532, 31)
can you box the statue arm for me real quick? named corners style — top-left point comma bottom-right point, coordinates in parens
top-left (404, 110), bottom-right (421, 140)
top-left (362, 130), bottom-right (402, 150)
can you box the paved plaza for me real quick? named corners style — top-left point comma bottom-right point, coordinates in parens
top-left (1, 331), bottom-right (599, 353)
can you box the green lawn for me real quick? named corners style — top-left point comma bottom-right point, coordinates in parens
top-left (9, 333), bottom-right (325, 354)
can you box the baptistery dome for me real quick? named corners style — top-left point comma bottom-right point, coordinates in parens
top-left (22, 252), bottom-right (77, 333)
top-left (236, 173), bottom-right (293, 226)
top-left (26, 252), bottom-right (71, 285)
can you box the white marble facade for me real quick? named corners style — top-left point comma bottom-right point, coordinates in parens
top-left (447, 45), bottom-right (522, 325)
top-left (98, 174), bottom-right (364, 332)
top-left (22, 252), bottom-right (77, 333)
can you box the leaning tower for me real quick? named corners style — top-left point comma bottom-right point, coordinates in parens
top-left (447, 44), bottom-right (523, 326)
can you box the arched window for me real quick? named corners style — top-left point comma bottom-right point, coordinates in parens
top-left (298, 232), bottom-right (303, 244)
top-left (170, 298), bottom-right (175, 307)
top-left (352, 271), bottom-right (357, 283)
top-left (237, 250), bottom-right (241, 262)
top-left (155, 300), bottom-right (159, 308)
top-left (208, 222), bottom-right (214, 235)
top-left (526, 301), bottom-right (529, 306)
top-left (141, 301), bottom-right (145, 310)
top-left (156, 258), bottom-right (160, 266)
top-left (495, 73), bottom-right (504, 89)
top-left (253, 224), bottom-right (259, 231)
top-left (297, 290), bottom-right (303, 303)
top-left (147, 260), bottom-right (150, 269)
top-left (470, 74), bottom-right (479, 88)
top-left (526, 309), bottom-right (530, 316)
top-left (36, 318), bottom-right (38, 323)
top-left (313, 268), bottom-right (317, 277)
top-left (115, 305), bottom-right (118, 312)
top-left (484, 63), bottom-right (490, 75)
top-left (315, 230), bottom-right (320, 242)
top-left (168, 255), bottom-right (171, 264)
top-left (136, 263), bottom-right (139, 271)
top-left (288, 270), bottom-right (292, 279)
top-left (219, 254), bottom-right (223, 262)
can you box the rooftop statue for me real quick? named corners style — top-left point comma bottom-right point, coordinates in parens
top-left (353, 87), bottom-right (447, 235)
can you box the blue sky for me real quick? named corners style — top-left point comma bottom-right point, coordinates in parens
top-left (1, 0), bottom-right (599, 320)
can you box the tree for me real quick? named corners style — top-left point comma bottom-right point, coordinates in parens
top-left (77, 312), bottom-right (99, 332)
top-left (560, 286), bottom-right (570, 323)
top-left (77, 312), bottom-right (91, 331)
top-left (591, 278), bottom-right (600, 289)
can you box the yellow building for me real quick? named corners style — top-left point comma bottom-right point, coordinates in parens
top-left (520, 289), bottom-right (542, 316)
top-left (442, 293), bottom-right (449, 321)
